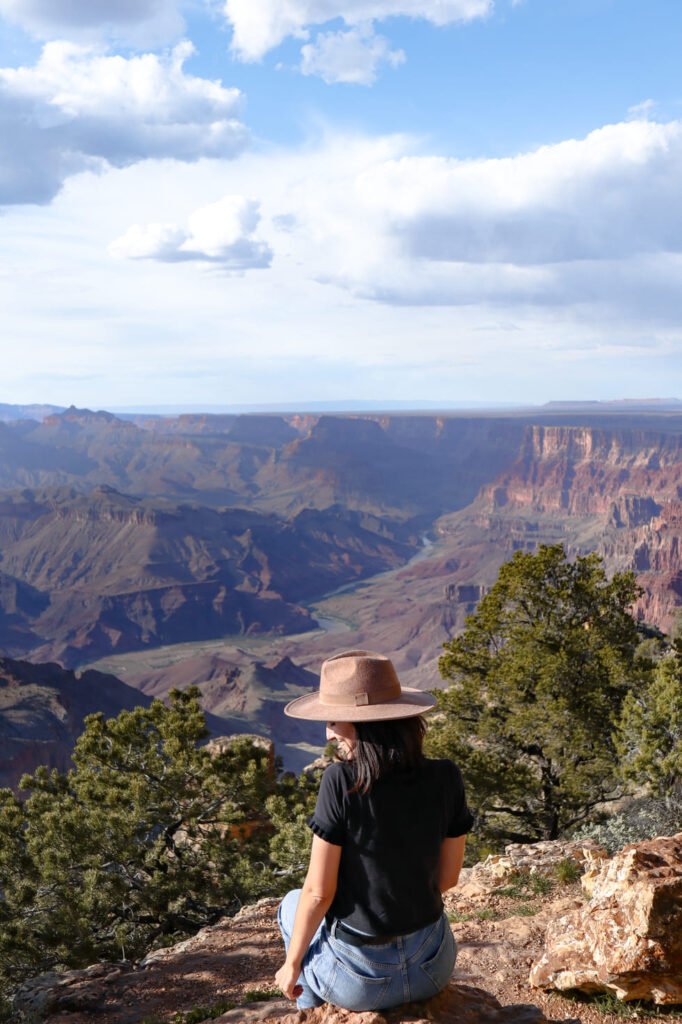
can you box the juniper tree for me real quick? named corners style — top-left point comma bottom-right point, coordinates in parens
top-left (266, 766), bottom-right (323, 882)
top-left (616, 645), bottom-right (682, 798)
top-left (0, 688), bottom-right (281, 995)
top-left (427, 545), bottom-right (644, 844)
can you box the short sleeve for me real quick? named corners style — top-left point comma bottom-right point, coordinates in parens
top-left (444, 760), bottom-right (475, 837)
top-left (307, 763), bottom-right (347, 846)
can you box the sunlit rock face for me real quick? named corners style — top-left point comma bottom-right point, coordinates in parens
top-left (469, 424), bottom-right (682, 630)
top-left (459, 839), bottom-right (607, 899)
top-left (530, 833), bottom-right (682, 1005)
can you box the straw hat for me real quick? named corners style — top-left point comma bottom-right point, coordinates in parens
top-left (283, 650), bottom-right (437, 722)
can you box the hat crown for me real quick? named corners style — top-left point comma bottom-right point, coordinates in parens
top-left (319, 650), bottom-right (401, 708)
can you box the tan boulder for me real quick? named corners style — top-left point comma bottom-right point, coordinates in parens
top-left (529, 833), bottom-right (682, 1004)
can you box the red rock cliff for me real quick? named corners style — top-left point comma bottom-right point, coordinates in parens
top-left (463, 425), bottom-right (682, 630)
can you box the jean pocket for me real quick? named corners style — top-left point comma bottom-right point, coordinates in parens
top-left (324, 957), bottom-right (392, 1012)
top-left (418, 922), bottom-right (456, 995)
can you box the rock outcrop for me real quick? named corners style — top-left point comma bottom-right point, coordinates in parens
top-left (277, 982), bottom-right (574, 1024)
top-left (19, 834), bottom-right (682, 1022)
top-left (530, 833), bottom-right (682, 1004)
top-left (462, 839), bottom-right (607, 896)
top-left (13, 898), bottom-right (287, 1024)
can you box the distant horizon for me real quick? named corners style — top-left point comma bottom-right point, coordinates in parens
top-left (105, 396), bottom-right (682, 416)
top-left (3, 396), bottom-right (682, 421)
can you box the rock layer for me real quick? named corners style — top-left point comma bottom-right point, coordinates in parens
top-left (530, 833), bottom-right (682, 1004)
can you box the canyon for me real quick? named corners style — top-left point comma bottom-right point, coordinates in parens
top-left (3, 403), bottom-right (682, 779)
top-left (0, 657), bottom-right (153, 792)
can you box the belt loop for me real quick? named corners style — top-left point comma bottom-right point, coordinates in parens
top-left (331, 918), bottom-right (338, 939)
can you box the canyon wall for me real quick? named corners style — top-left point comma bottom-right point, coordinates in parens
top-left (6, 410), bottom-right (682, 665)
top-left (0, 485), bottom-right (419, 665)
top-left (0, 657), bottom-right (153, 792)
top-left (457, 423), bottom-right (682, 629)
top-left (0, 407), bottom-right (526, 517)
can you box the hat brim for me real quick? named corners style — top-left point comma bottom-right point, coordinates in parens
top-left (283, 687), bottom-right (437, 722)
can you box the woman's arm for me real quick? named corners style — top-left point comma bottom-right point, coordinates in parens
top-left (275, 834), bottom-right (342, 1000)
top-left (438, 835), bottom-right (467, 893)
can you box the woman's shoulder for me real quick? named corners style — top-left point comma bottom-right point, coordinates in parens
top-left (321, 759), bottom-right (354, 788)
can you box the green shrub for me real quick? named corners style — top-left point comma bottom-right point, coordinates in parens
top-left (446, 909), bottom-right (471, 923)
top-left (553, 859), bottom-right (581, 884)
top-left (243, 988), bottom-right (281, 1002)
top-left (497, 880), bottom-right (530, 900)
top-left (571, 795), bottom-right (682, 854)
top-left (431, 546), bottom-right (643, 845)
top-left (559, 989), bottom-right (682, 1019)
top-left (616, 651), bottom-right (682, 795)
top-left (177, 1001), bottom-right (236, 1024)
top-left (529, 874), bottom-right (553, 895)
top-left (474, 908), bottom-right (500, 921)
top-left (511, 903), bottom-right (540, 917)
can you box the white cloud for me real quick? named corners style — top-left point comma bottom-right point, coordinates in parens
top-left (628, 98), bottom-right (656, 121)
top-left (224, 0), bottom-right (492, 61)
top-left (269, 119), bottom-right (682, 312)
top-left (300, 25), bottom-right (405, 85)
top-left (110, 195), bottom-right (272, 267)
top-left (3, 126), bottom-right (682, 408)
top-left (0, 41), bottom-right (247, 205)
top-left (0, 0), bottom-right (183, 45)
top-left (97, 119), bottom-right (682, 325)
top-left (367, 121), bottom-right (682, 266)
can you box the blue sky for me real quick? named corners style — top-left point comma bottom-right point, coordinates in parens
top-left (1, 0), bottom-right (682, 409)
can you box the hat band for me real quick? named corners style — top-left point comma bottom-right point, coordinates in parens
top-left (319, 685), bottom-right (401, 707)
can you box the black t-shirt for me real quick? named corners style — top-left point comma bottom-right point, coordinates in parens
top-left (307, 757), bottom-right (474, 937)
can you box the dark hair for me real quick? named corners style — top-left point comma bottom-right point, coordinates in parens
top-left (348, 716), bottom-right (426, 795)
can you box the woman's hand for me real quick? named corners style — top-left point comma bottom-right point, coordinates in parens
top-left (275, 959), bottom-right (304, 1001)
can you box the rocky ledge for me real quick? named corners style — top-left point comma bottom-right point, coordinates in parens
top-left (276, 983), bottom-right (578, 1023)
top-left (13, 836), bottom-right (682, 1024)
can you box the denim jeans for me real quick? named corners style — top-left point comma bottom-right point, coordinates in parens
top-left (277, 889), bottom-right (456, 1012)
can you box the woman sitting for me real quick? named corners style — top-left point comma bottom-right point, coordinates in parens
top-left (275, 649), bottom-right (474, 1012)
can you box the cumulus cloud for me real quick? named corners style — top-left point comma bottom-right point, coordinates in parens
top-left (109, 195), bottom-right (273, 268)
top-left (367, 120), bottom-right (682, 266)
top-left (300, 26), bottom-right (404, 85)
top-left (0, 0), bottom-right (183, 44)
top-left (0, 41), bottom-right (247, 206)
top-left (5, 122), bottom-right (682, 404)
top-left (224, 0), bottom-right (492, 62)
top-left (267, 119), bottom-right (682, 314)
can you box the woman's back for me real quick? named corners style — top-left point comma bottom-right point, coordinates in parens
top-left (310, 757), bottom-right (473, 937)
